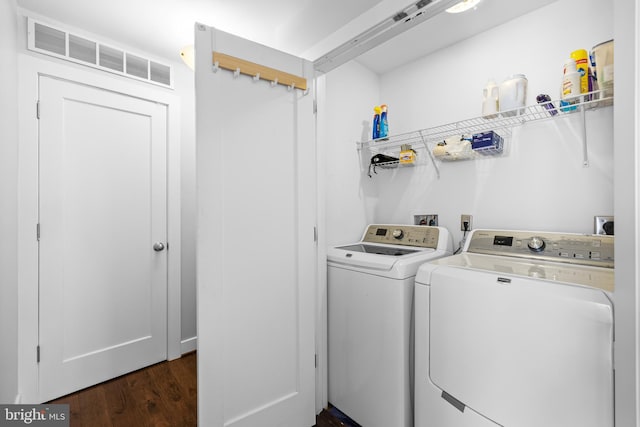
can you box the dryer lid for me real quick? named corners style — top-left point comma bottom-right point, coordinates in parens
top-left (416, 252), bottom-right (614, 292)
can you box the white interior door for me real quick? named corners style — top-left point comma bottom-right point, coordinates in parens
top-left (38, 76), bottom-right (168, 402)
top-left (196, 26), bottom-right (317, 427)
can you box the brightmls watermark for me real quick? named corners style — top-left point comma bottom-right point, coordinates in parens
top-left (0, 405), bottom-right (69, 426)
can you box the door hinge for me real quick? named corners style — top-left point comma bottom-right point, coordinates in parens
top-left (37, 346), bottom-right (40, 363)
top-left (36, 100), bottom-right (40, 119)
top-left (36, 223), bottom-right (40, 241)
top-left (313, 226), bottom-right (318, 243)
top-left (315, 354), bottom-right (318, 368)
top-left (313, 100), bottom-right (317, 114)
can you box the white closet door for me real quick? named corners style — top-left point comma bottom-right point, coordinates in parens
top-left (195, 26), bottom-right (317, 427)
top-left (38, 76), bottom-right (168, 402)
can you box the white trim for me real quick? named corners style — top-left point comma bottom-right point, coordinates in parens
top-left (18, 53), bottom-right (181, 403)
top-left (181, 336), bottom-right (198, 355)
top-left (613, 0), bottom-right (640, 424)
top-left (14, 394), bottom-right (21, 405)
top-left (314, 74), bottom-right (329, 414)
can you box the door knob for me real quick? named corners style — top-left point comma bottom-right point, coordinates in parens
top-left (153, 242), bottom-right (166, 252)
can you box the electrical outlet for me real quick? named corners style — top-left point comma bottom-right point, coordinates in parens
top-left (414, 214), bottom-right (438, 226)
top-left (461, 214), bottom-right (473, 231)
top-left (594, 216), bottom-right (614, 235)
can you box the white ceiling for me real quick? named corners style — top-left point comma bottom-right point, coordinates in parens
top-left (357, 0), bottom-right (558, 74)
top-left (17, 0), bottom-right (385, 63)
top-left (16, 0), bottom-right (557, 73)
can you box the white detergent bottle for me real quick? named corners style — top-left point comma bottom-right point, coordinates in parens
top-left (499, 74), bottom-right (527, 116)
top-left (482, 80), bottom-right (499, 119)
top-left (561, 58), bottom-right (581, 111)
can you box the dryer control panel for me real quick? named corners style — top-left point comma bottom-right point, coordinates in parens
top-left (362, 224), bottom-right (440, 249)
top-left (466, 230), bottom-right (614, 268)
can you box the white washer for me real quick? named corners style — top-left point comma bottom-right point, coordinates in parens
top-left (328, 224), bottom-right (453, 427)
top-left (415, 229), bottom-right (614, 427)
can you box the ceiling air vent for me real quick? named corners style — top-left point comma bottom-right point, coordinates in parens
top-left (69, 34), bottom-right (97, 65)
top-left (99, 45), bottom-right (125, 72)
top-left (28, 18), bottom-right (173, 89)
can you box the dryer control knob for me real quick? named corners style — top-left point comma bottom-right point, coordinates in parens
top-left (528, 236), bottom-right (546, 252)
top-left (392, 229), bottom-right (404, 239)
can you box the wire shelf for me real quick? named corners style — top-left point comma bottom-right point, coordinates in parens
top-left (358, 91), bottom-right (613, 176)
top-left (358, 91), bottom-right (612, 151)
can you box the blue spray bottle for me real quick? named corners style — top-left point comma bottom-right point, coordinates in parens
top-left (379, 104), bottom-right (389, 138)
top-left (372, 106), bottom-right (381, 139)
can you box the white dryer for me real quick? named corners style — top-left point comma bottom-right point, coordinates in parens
top-left (328, 224), bottom-right (452, 427)
top-left (414, 229), bottom-right (614, 427)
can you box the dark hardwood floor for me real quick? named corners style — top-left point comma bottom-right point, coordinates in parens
top-left (48, 352), bottom-right (346, 427)
top-left (49, 352), bottom-right (197, 427)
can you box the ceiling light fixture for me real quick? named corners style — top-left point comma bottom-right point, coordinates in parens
top-left (180, 45), bottom-right (195, 70)
top-left (446, 0), bottom-right (482, 13)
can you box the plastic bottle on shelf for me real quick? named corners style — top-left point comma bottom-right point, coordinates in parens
top-left (372, 106), bottom-right (381, 139)
top-left (499, 74), bottom-right (527, 116)
top-left (482, 79), bottom-right (499, 119)
top-left (570, 49), bottom-right (590, 94)
top-left (592, 39), bottom-right (614, 102)
top-left (379, 104), bottom-right (389, 138)
top-left (560, 58), bottom-right (581, 111)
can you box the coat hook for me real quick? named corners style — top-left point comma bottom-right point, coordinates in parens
top-left (303, 88), bottom-right (310, 96)
top-left (233, 68), bottom-right (241, 78)
top-left (212, 61), bottom-right (219, 72)
top-left (253, 73), bottom-right (260, 82)
top-left (287, 82), bottom-right (295, 91)
top-left (271, 78), bottom-right (278, 87)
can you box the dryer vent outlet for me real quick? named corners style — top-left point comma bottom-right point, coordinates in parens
top-left (415, 214), bottom-right (438, 226)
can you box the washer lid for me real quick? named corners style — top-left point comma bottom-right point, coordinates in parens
top-left (327, 244), bottom-right (436, 271)
top-left (337, 243), bottom-right (420, 256)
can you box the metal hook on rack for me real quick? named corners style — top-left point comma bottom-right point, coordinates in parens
top-left (212, 61), bottom-right (220, 73)
top-left (287, 82), bottom-right (295, 91)
top-left (270, 78), bottom-right (278, 87)
top-left (253, 73), bottom-right (260, 82)
top-left (233, 68), bottom-right (241, 78)
top-left (303, 88), bottom-right (310, 96)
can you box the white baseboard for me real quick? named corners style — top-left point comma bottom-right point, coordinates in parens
top-left (181, 336), bottom-right (197, 354)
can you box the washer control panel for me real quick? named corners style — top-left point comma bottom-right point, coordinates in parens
top-left (467, 230), bottom-right (614, 268)
top-left (362, 224), bottom-right (441, 249)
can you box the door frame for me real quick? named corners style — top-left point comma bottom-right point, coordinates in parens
top-left (17, 54), bottom-right (182, 403)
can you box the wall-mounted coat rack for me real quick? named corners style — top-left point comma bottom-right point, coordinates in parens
top-left (212, 51), bottom-right (308, 91)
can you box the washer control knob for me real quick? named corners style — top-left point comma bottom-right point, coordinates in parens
top-left (392, 229), bottom-right (404, 240)
top-left (528, 236), bottom-right (546, 252)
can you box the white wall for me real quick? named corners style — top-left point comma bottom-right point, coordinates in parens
top-left (0, 0), bottom-right (20, 404)
top-left (376, 0), bottom-right (613, 244)
top-left (324, 0), bottom-right (614, 249)
top-left (173, 63), bottom-right (198, 350)
top-left (321, 60), bottom-right (381, 246)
